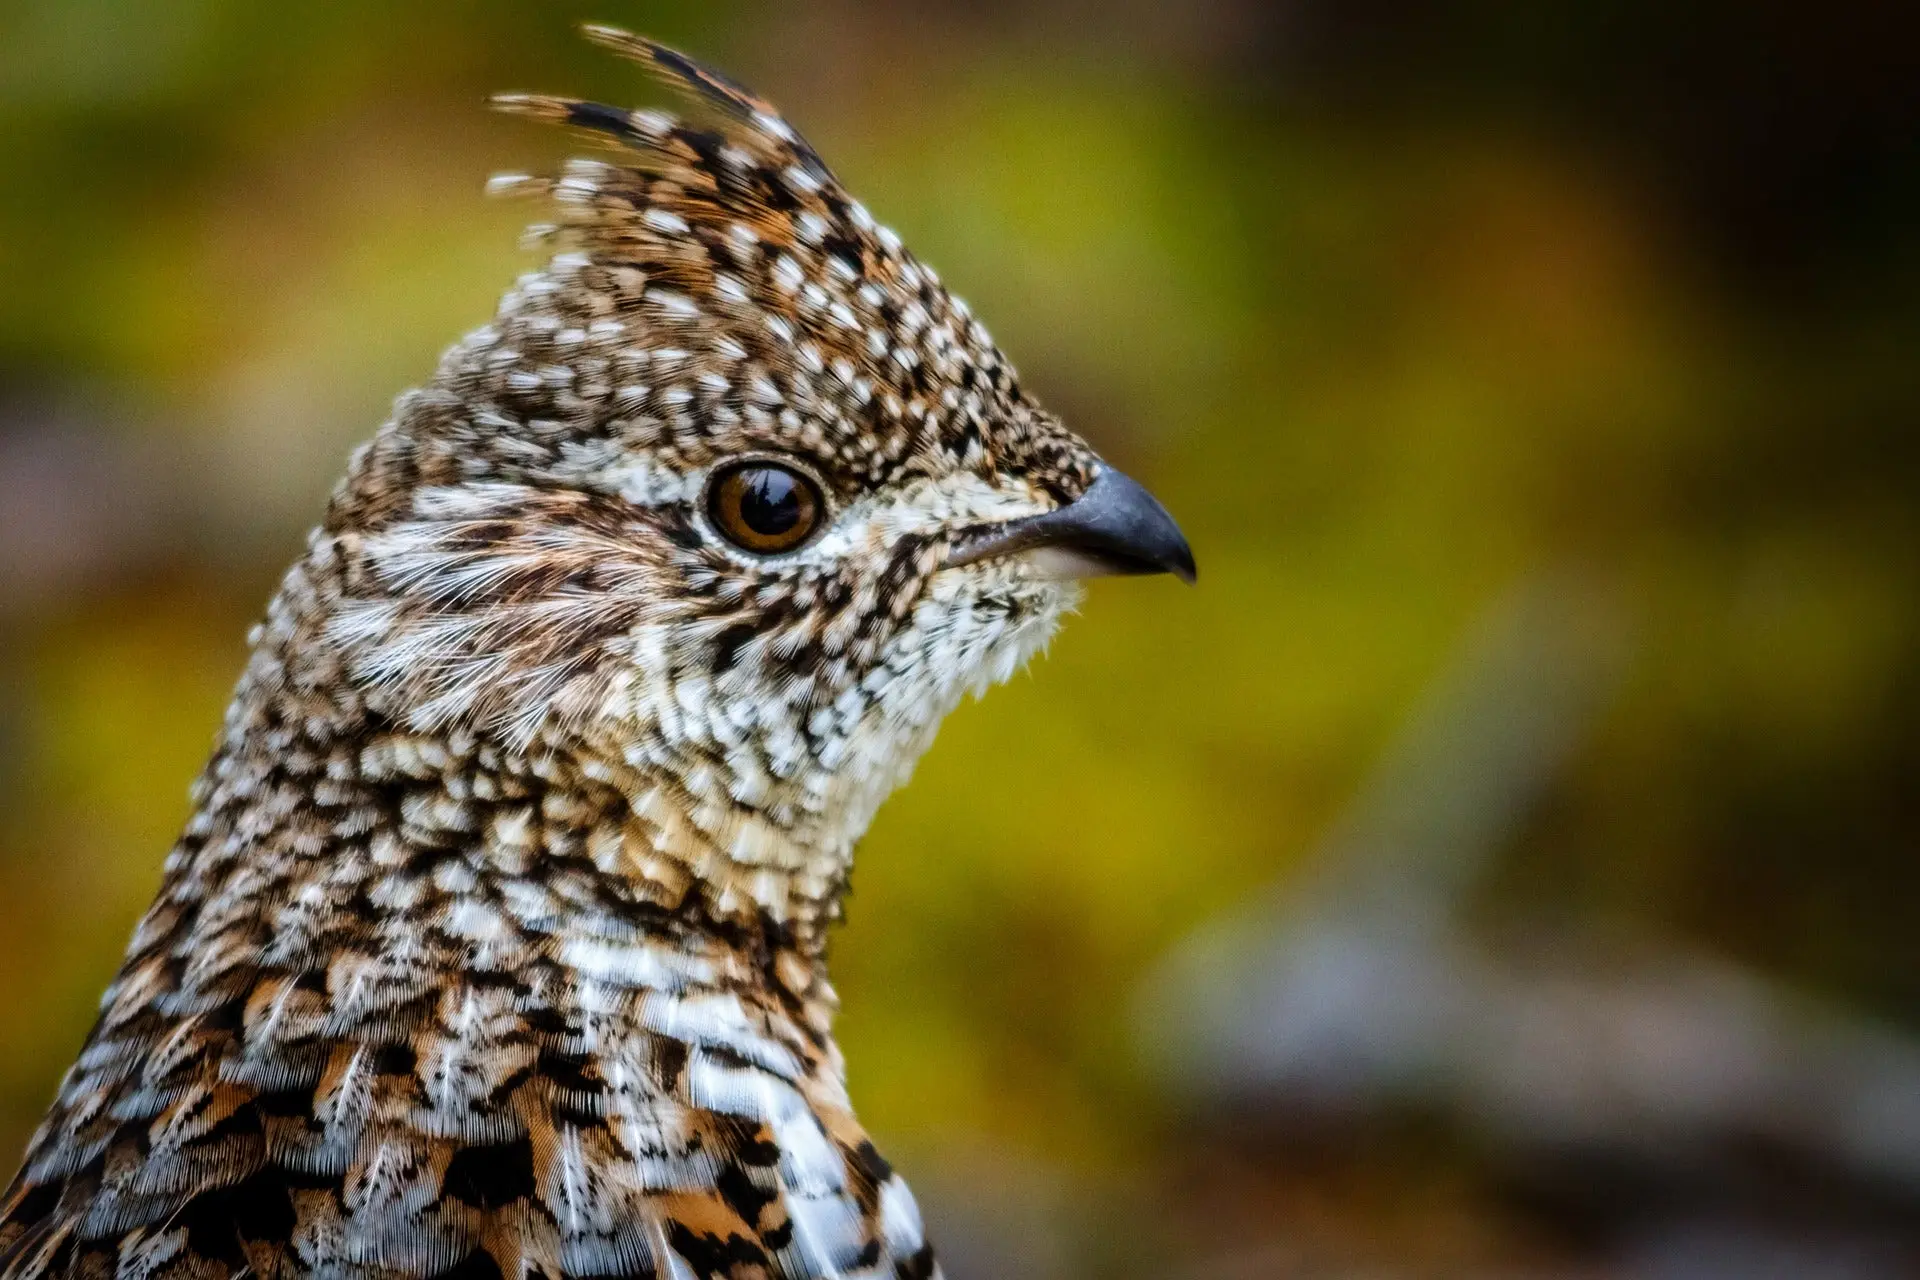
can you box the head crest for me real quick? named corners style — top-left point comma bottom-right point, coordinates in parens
top-left (490, 26), bottom-right (838, 206)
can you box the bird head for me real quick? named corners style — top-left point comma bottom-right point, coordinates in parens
top-left (311, 29), bottom-right (1193, 929)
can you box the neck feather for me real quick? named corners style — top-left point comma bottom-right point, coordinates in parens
top-left (145, 547), bottom-right (852, 1062)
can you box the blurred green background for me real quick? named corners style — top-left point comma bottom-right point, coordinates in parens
top-left (2, 2), bottom-right (1918, 1275)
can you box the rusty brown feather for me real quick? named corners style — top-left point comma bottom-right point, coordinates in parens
top-left (0, 27), bottom-right (1193, 1280)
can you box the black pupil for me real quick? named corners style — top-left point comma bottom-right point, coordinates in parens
top-left (737, 468), bottom-right (802, 535)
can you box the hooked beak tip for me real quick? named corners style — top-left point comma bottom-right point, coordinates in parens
top-left (949, 465), bottom-right (1198, 584)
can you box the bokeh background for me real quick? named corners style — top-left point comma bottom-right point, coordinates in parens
top-left (3, 3), bottom-right (1919, 1276)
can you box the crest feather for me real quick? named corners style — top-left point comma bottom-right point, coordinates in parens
top-left (484, 25), bottom-right (925, 361)
top-left (492, 27), bottom-right (832, 182)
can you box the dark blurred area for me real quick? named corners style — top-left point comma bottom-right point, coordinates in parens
top-left (2, 2), bottom-right (1917, 1276)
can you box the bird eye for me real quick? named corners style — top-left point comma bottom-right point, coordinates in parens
top-left (705, 460), bottom-right (825, 555)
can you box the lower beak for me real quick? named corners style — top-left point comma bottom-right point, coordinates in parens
top-left (947, 466), bottom-right (1198, 584)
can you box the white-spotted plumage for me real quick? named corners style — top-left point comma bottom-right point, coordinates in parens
top-left (0, 26), bottom-right (1194, 1280)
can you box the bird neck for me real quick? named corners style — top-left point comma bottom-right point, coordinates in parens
top-left (150, 695), bottom-right (846, 1053)
top-left (140, 549), bottom-right (856, 1071)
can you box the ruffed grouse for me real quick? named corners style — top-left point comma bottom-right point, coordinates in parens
top-left (0, 28), bottom-right (1194, 1280)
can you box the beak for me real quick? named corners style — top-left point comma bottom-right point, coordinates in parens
top-left (948, 466), bottom-right (1198, 584)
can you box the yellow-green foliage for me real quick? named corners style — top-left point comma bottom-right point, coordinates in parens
top-left (1, 2), bottom-right (1914, 1192)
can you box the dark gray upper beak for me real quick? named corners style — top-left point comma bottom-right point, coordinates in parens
top-left (948, 466), bottom-right (1198, 584)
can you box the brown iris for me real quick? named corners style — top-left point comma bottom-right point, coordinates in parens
top-left (705, 461), bottom-right (825, 555)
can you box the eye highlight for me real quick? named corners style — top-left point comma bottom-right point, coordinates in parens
top-left (705, 460), bottom-right (825, 555)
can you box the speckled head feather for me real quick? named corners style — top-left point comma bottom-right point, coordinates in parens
top-left (1, 28), bottom-right (1191, 1280)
